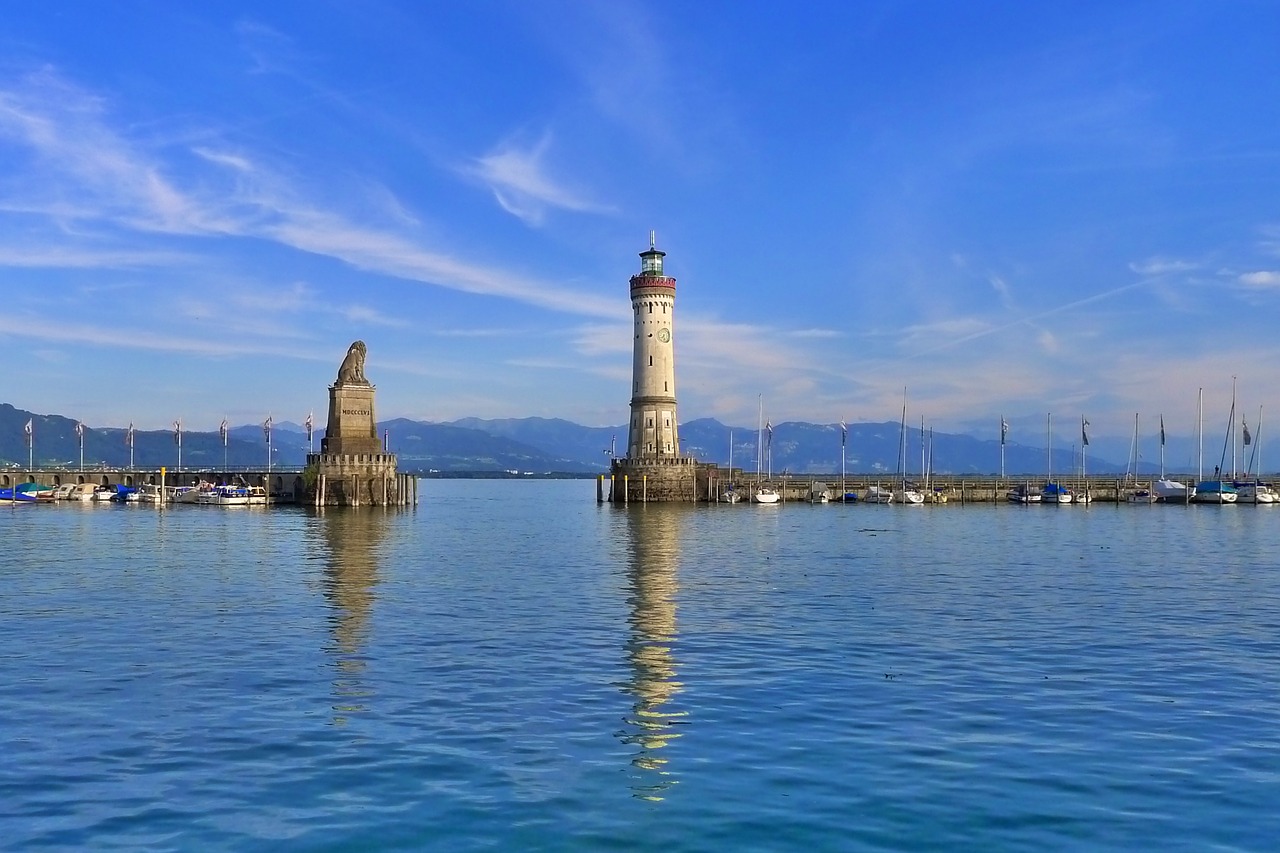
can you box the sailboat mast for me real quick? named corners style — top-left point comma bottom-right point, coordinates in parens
top-left (1046, 412), bottom-right (1052, 482)
top-left (1197, 388), bottom-right (1203, 481)
top-left (747, 394), bottom-right (757, 481)
top-left (1230, 376), bottom-right (1238, 479)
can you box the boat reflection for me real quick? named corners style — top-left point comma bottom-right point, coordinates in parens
top-left (618, 504), bottom-right (688, 800)
top-left (318, 507), bottom-right (392, 725)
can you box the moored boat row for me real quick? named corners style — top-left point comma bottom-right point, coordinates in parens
top-left (4, 480), bottom-right (269, 505)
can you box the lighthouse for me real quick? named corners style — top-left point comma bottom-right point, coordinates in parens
top-left (610, 233), bottom-right (698, 502)
top-left (627, 232), bottom-right (682, 460)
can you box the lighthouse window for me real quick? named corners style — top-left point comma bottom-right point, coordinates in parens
top-left (664, 382), bottom-right (668, 391)
top-left (649, 356), bottom-right (653, 366)
top-left (647, 418), bottom-right (653, 427)
top-left (662, 304), bottom-right (667, 314)
top-left (648, 304), bottom-right (653, 314)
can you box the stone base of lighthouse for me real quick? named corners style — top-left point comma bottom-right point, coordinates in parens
top-left (608, 457), bottom-right (698, 503)
top-left (306, 452), bottom-right (415, 507)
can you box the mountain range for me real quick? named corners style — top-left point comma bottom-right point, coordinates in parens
top-left (4, 402), bottom-right (1240, 476)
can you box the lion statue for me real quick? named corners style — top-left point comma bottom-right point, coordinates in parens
top-left (336, 340), bottom-right (370, 385)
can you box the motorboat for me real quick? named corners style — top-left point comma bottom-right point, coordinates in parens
top-left (1191, 480), bottom-right (1237, 504)
top-left (137, 484), bottom-right (165, 504)
top-left (67, 483), bottom-right (98, 502)
top-left (808, 483), bottom-right (830, 504)
top-left (1006, 483), bottom-right (1042, 504)
top-left (894, 485), bottom-right (925, 504)
top-left (16, 483), bottom-right (56, 502)
top-left (1153, 478), bottom-right (1194, 502)
top-left (1234, 481), bottom-right (1278, 504)
top-left (1041, 482), bottom-right (1074, 504)
top-left (863, 485), bottom-right (893, 504)
top-left (52, 483), bottom-right (77, 500)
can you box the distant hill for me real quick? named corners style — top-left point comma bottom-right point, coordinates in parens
top-left (2, 402), bottom-right (1200, 475)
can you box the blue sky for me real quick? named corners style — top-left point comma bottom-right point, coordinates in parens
top-left (3, 1), bottom-right (1280, 445)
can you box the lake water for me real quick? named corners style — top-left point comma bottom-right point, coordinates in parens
top-left (3, 480), bottom-right (1279, 851)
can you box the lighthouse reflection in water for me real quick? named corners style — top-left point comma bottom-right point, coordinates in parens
top-left (618, 504), bottom-right (688, 800)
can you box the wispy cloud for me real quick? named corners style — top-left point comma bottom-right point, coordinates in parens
top-left (463, 132), bottom-right (615, 225)
top-left (1129, 257), bottom-right (1197, 276)
top-left (1238, 270), bottom-right (1280, 288)
top-left (0, 70), bottom-right (625, 319)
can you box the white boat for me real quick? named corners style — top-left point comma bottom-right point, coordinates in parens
top-left (893, 390), bottom-right (923, 505)
top-left (175, 481), bottom-right (216, 504)
top-left (720, 431), bottom-right (741, 502)
top-left (1234, 481), bottom-right (1277, 504)
top-left (753, 396), bottom-right (780, 504)
top-left (1041, 482), bottom-right (1074, 504)
top-left (808, 482), bottom-right (830, 504)
top-left (67, 483), bottom-right (98, 502)
top-left (91, 485), bottom-right (116, 502)
top-left (895, 486), bottom-right (924, 504)
top-left (1153, 478), bottom-right (1194, 502)
top-left (205, 484), bottom-right (251, 506)
top-left (863, 484), bottom-right (893, 504)
top-left (137, 483), bottom-right (165, 503)
top-left (246, 486), bottom-right (268, 505)
top-left (1237, 404), bottom-right (1273, 503)
top-left (51, 483), bottom-right (77, 500)
top-left (1041, 414), bottom-right (1072, 503)
top-left (1191, 480), bottom-right (1237, 504)
top-left (1190, 384), bottom-right (1239, 503)
top-left (1006, 483), bottom-right (1041, 504)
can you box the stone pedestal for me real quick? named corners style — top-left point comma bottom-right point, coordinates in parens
top-left (322, 383), bottom-right (381, 455)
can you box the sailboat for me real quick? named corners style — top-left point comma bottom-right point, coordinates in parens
top-left (720, 430), bottom-right (740, 503)
top-left (1152, 411), bottom-right (1194, 502)
top-left (1234, 405), bottom-right (1276, 504)
top-left (1123, 413), bottom-right (1154, 503)
top-left (1041, 413), bottom-right (1072, 503)
top-left (836, 420), bottom-right (857, 503)
top-left (753, 398), bottom-right (780, 504)
top-left (892, 390), bottom-right (924, 505)
top-left (1192, 384), bottom-right (1238, 503)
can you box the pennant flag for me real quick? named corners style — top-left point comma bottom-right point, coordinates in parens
top-left (1081, 418), bottom-right (1090, 447)
top-left (1000, 417), bottom-right (1008, 445)
top-left (1243, 419), bottom-right (1252, 446)
top-left (304, 411), bottom-right (314, 442)
top-left (75, 421), bottom-right (85, 439)
top-left (173, 420), bottom-right (182, 445)
top-left (765, 420), bottom-right (773, 448)
top-left (263, 416), bottom-right (273, 442)
top-left (24, 418), bottom-right (32, 446)
top-left (220, 419), bottom-right (229, 446)
top-left (840, 420), bottom-right (847, 447)
top-left (1159, 415), bottom-right (1166, 447)
top-left (126, 422), bottom-right (134, 447)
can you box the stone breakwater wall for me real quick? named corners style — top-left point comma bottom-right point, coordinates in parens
top-left (597, 467), bottom-right (1214, 503)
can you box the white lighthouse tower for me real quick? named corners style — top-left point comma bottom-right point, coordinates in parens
top-left (611, 233), bottom-right (697, 502)
top-left (627, 231), bottom-right (682, 460)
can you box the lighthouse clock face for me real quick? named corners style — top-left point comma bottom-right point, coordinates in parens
top-left (657, 328), bottom-right (670, 343)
